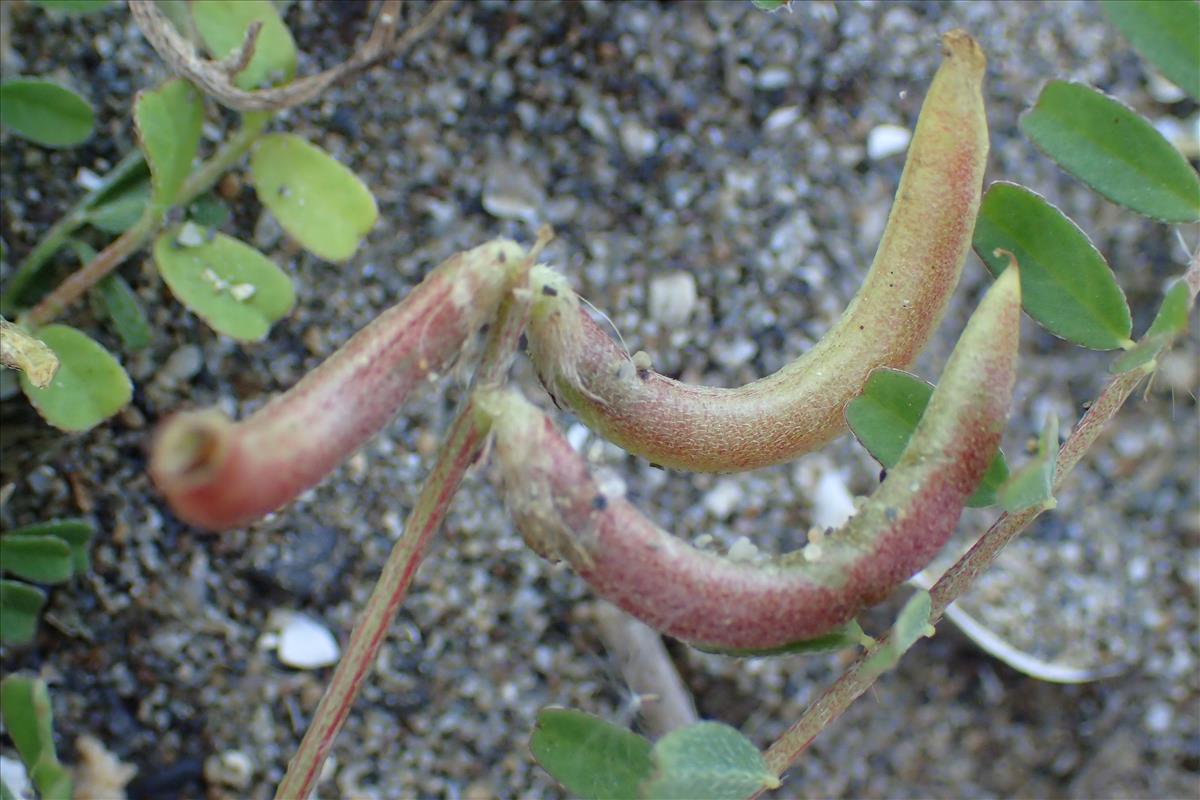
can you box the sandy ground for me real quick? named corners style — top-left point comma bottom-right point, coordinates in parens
top-left (1, 1), bottom-right (1197, 798)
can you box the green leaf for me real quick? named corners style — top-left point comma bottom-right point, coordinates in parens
top-left (5, 519), bottom-right (94, 574)
top-left (133, 78), bottom-right (204, 209)
top-left (187, 193), bottom-right (231, 228)
top-left (861, 590), bottom-right (934, 678)
top-left (30, 0), bottom-right (111, 13)
top-left (250, 133), bottom-right (378, 261)
top-left (1020, 81), bottom-right (1200, 223)
top-left (998, 416), bottom-right (1060, 513)
top-left (1110, 333), bottom-right (1170, 375)
top-left (94, 274), bottom-right (152, 352)
top-left (0, 535), bottom-right (72, 584)
top-left (0, 78), bottom-right (93, 148)
top-left (1145, 278), bottom-right (1193, 339)
top-left (642, 722), bottom-right (779, 800)
top-left (0, 581), bottom-right (47, 645)
top-left (691, 619), bottom-right (870, 657)
top-left (846, 368), bottom-right (1009, 507)
top-left (974, 182), bottom-right (1133, 350)
top-left (191, 0), bottom-right (297, 91)
top-left (19, 324), bottom-right (132, 432)
top-left (1101, 0), bottom-right (1200, 102)
top-left (85, 177), bottom-right (150, 233)
top-left (530, 708), bottom-right (654, 800)
top-left (154, 226), bottom-right (295, 341)
top-left (0, 676), bottom-right (55, 767)
top-left (751, 0), bottom-right (791, 11)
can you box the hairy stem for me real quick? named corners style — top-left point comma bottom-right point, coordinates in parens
top-left (24, 114), bottom-right (270, 327)
top-left (526, 30), bottom-right (989, 472)
top-left (481, 267), bottom-right (1020, 651)
top-left (273, 241), bottom-right (540, 800)
top-left (150, 240), bottom-right (526, 530)
top-left (759, 254), bottom-right (1198, 784)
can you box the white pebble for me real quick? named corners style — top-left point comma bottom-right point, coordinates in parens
top-left (756, 66), bottom-right (791, 90)
top-left (0, 756), bottom-right (31, 800)
top-left (204, 750), bottom-right (254, 790)
top-left (482, 163), bottom-right (545, 225)
top-left (812, 470), bottom-right (857, 530)
top-left (75, 167), bottom-right (103, 191)
top-left (619, 118), bottom-right (658, 159)
top-left (277, 613), bottom-right (341, 669)
top-left (566, 424), bottom-right (590, 452)
top-left (763, 105), bottom-right (801, 138)
top-left (711, 338), bottom-right (757, 369)
top-left (648, 271), bottom-right (698, 328)
top-left (866, 124), bottom-right (912, 160)
top-left (1147, 71), bottom-right (1186, 104)
top-left (704, 479), bottom-right (744, 519)
top-left (1144, 701), bottom-right (1172, 733)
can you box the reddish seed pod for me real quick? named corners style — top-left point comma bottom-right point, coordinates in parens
top-left (483, 265), bottom-right (1020, 651)
top-left (150, 240), bottom-right (526, 530)
top-left (526, 30), bottom-right (989, 472)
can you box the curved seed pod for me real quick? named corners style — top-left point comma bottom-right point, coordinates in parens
top-left (150, 239), bottom-right (526, 531)
top-left (526, 30), bottom-right (988, 472)
top-left (483, 265), bottom-right (1019, 651)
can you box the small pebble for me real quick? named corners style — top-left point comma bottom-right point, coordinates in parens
top-left (619, 118), bottom-right (658, 159)
top-left (276, 613), bottom-right (341, 669)
top-left (866, 123), bottom-right (912, 160)
top-left (711, 338), bottom-right (757, 369)
top-left (482, 162), bottom-right (545, 225)
top-left (704, 479), bottom-right (744, 519)
top-left (203, 750), bottom-right (254, 790)
top-left (812, 470), bottom-right (857, 530)
top-left (158, 345), bottom-right (203, 386)
top-left (648, 271), bottom-right (698, 328)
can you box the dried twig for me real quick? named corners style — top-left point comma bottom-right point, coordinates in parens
top-left (127, 0), bottom-right (454, 112)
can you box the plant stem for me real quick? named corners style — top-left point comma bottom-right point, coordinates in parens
top-left (2, 150), bottom-right (146, 315)
top-left (22, 113), bottom-right (269, 328)
top-left (273, 248), bottom-right (539, 800)
top-left (758, 357), bottom-right (1159, 784)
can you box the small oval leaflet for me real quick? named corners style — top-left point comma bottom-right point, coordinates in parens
top-left (641, 721), bottom-right (780, 800)
top-left (0, 535), bottom-right (73, 584)
top-left (1020, 81), bottom-right (1200, 223)
top-left (0, 580), bottom-right (48, 645)
top-left (250, 133), bottom-right (378, 262)
top-left (18, 324), bottom-right (132, 432)
top-left (846, 368), bottom-right (1009, 507)
top-left (134, 78), bottom-right (204, 209)
top-left (154, 229), bottom-right (295, 341)
top-left (530, 708), bottom-right (654, 800)
top-left (1100, 0), bottom-right (1200, 101)
top-left (191, 0), bottom-right (298, 91)
top-left (0, 78), bottom-right (94, 148)
top-left (973, 182), bottom-right (1133, 350)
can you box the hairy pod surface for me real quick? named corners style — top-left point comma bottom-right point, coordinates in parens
top-left (150, 240), bottom-right (526, 530)
top-left (485, 266), bottom-right (1019, 651)
top-left (526, 30), bottom-right (989, 472)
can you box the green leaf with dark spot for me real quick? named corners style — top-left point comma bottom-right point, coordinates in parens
top-left (0, 581), bottom-right (47, 644)
top-left (192, 0), bottom-right (297, 91)
top-left (974, 182), bottom-right (1133, 350)
top-left (1101, 0), bottom-right (1200, 101)
top-left (691, 619), bottom-right (870, 657)
top-left (0, 535), bottom-right (72, 584)
top-left (94, 274), bottom-right (152, 351)
top-left (5, 519), bottom-right (94, 574)
top-left (250, 133), bottom-right (378, 261)
top-left (1020, 81), bottom-right (1200, 223)
top-left (154, 227), bottom-right (295, 341)
top-left (641, 722), bottom-right (779, 800)
top-left (19, 324), bottom-right (132, 432)
top-left (999, 416), bottom-right (1060, 513)
top-left (134, 78), bottom-right (204, 209)
top-left (847, 368), bottom-right (1009, 507)
top-left (0, 78), bottom-right (93, 148)
top-left (530, 708), bottom-right (653, 800)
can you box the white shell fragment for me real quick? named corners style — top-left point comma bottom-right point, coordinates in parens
top-left (648, 271), bottom-right (698, 328)
top-left (867, 123), bottom-right (912, 160)
top-left (276, 612), bottom-right (341, 669)
top-left (812, 470), bottom-right (857, 530)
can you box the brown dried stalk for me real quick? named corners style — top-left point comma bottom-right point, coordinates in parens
top-left (127, 0), bottom-right (454, 113)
